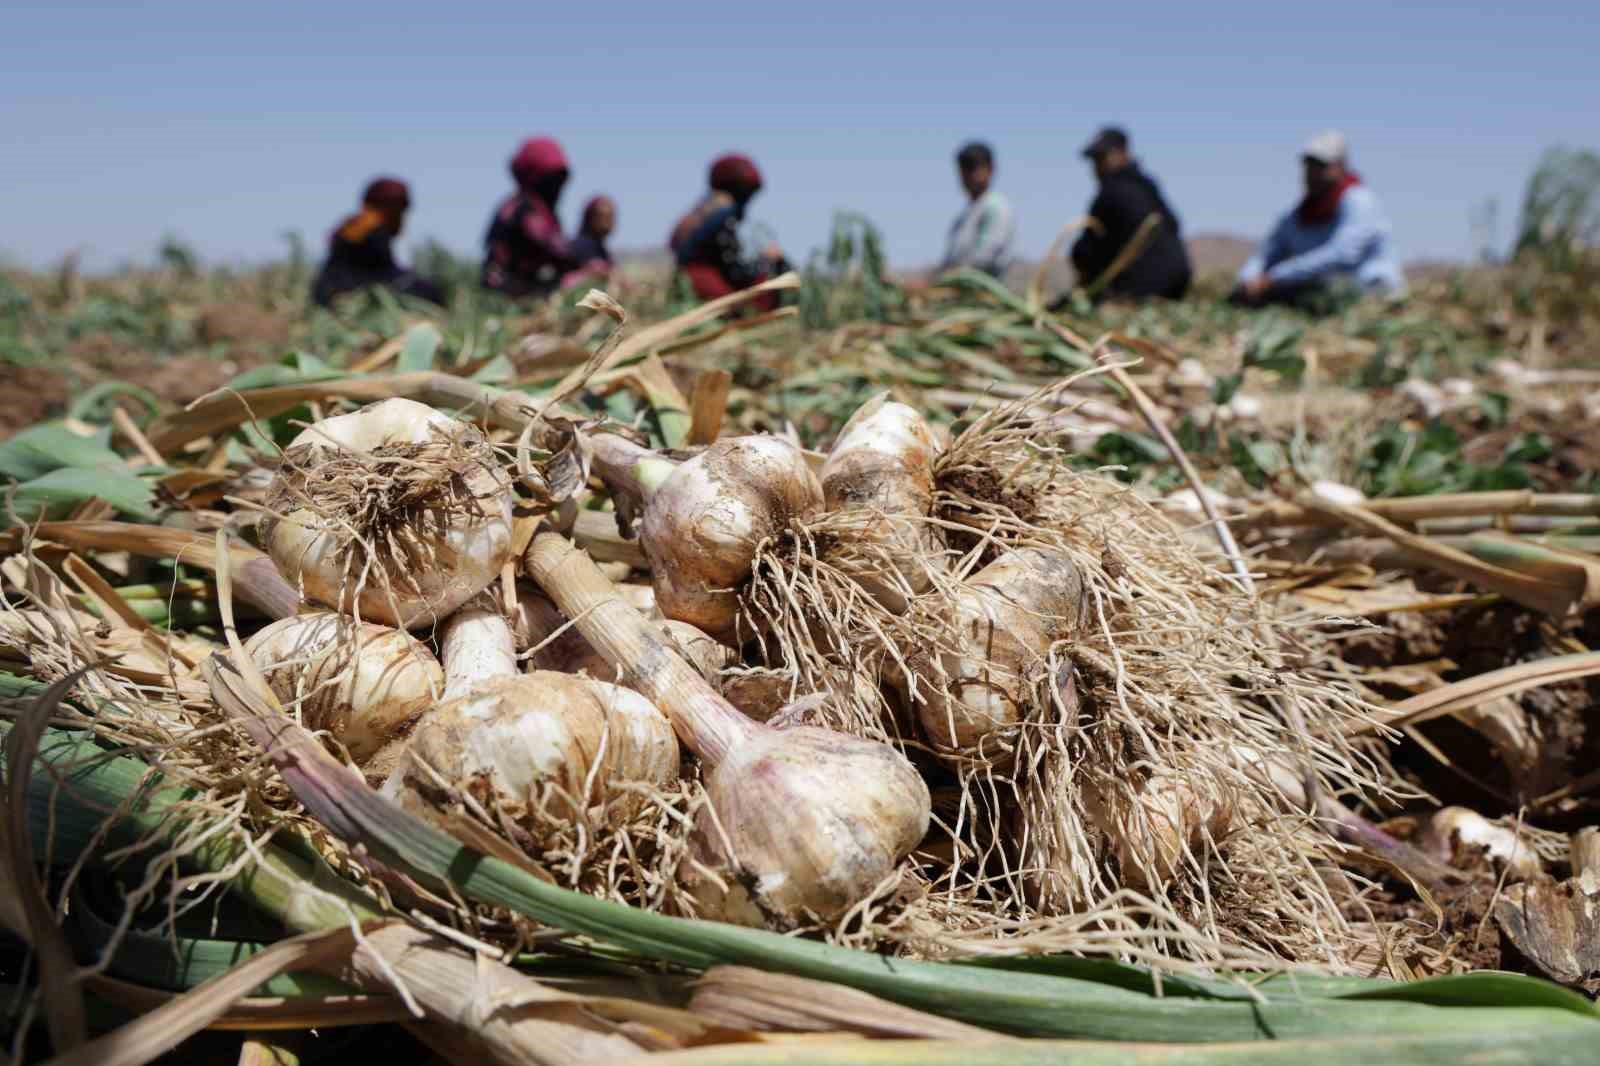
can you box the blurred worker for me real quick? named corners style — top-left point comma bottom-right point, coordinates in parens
top-left (311, 177), bottom-right (442, 307)
top-left (935, 141), bottom-right (1016, 278)
top-left (670, 153), bottom-right (789, 308)
top-left (1070, 127), bottom-right (1191, 300)
top-left (1233, 131), bottom-right (1404, 306)
top-left (569, 195), bottom-right (616, 272)
top-left (560, 194), bottom-right (617, 291)
top-left (482, 137), bottom-right (581, 298)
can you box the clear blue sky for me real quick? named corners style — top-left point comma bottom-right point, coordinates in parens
top-left (3, 2), bottom-right (1594, 272)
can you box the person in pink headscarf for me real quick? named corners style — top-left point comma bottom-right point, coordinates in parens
top-left (481, 137), bottom-right (582, 298)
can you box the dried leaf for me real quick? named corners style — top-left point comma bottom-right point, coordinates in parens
top-left (1355, 651), bottom-right (1600, 736)
top-left (43, 928), bottom-right (360, 1066)
top-left (690, 966), bottom-right (1000, 1040)
top-left (1495, 873), bottom-right (1600, 991)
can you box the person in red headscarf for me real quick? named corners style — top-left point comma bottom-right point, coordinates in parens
top-left (312, 177), bottom-right (442, 307)
top-left (482, 137), bottom-right (583, 299)
top-left (669, 154), bottom-right (789, 307)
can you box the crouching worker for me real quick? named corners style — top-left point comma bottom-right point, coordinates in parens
top-left (937, 141), bottom-right (1016, 279)
top-left (482, 137), bottom-right (582, 299)
top-left (1233, 131), bottom-right (1404, 308)
top-left (1070, 126), bottom-right (1191, 301)
top-left (311, 178), bottom-right (442, 307)
top-left (670, 154), bottom-right (790, 309)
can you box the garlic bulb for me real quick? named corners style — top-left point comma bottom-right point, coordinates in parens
top-left (526, 531), bottom-right (930, 928)
top-left (908, 547), bottom-right (1082, 762)
top-left (1083, 769), bottom-right (1237, 890)
top-left (391, 606), bottom-right (679, 833)
top-left (245, 611), bottom-right (442, 765)
top-left (684, 725), bottom-right (929, 926)
top-left (819, 393), bottom-right (946, 611)
top-left (644, 436), bottom-right (823, 636)
top-left (261, 398), bottom-right (514, 628)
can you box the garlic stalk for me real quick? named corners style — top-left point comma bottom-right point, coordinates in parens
top-left (819, 393), bottom-right (947, 611)
top-left (589, 433), bottom-right (824, 637)
top-left (513, 587), bottom-right (732, 682)
top-left (526, 531), bottom-right (930, 928)
top-left (388, 604), bottom-right (679, 833)
top-left (261, 398), bottom-right (514, 628)
top-left (245, 611), bottom-right (443, 774)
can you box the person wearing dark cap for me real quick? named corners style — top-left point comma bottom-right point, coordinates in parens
top-left (669, 153), bottom-right (789, 307)
top-left (1233, 131), bottom-right (1404, 306)
top-left (1069, 127), bottom-right (1191, 301)
top-left (311, 177), bottom-right (442, 307)
top-left (482, 136), bottom-right (582, 298)
top-left (936, 141), bottom-right (1016, 278)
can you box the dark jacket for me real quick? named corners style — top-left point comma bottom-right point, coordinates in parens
top-left (1070, 164), bottom-right (1191, 300)
top-left (481, 192), bottom-right (580, 298)
top-left (312, 209), bottom-right (403, 306)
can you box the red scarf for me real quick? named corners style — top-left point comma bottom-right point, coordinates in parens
top-left (1298, 171), bottom-right (1361, 224)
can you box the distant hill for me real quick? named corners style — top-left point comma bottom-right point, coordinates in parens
top-left (1184, 233), bottom-right (1257, 278)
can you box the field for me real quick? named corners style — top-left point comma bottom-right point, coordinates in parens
top-left (3, 196), bottom-right (1600, 1065)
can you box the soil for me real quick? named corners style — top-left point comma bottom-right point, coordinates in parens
top-left (195, 302), bottom-right (293, 349)
top-left (0, 364), bottom-right (73, 437)
top-left (1445, 400), bottom-right (1600, 491)
top-left (0, 338), bottom-right (274, 442)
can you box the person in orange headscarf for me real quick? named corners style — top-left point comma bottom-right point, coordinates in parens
top-left (482, 137), bottom-right (583, 298)
top-left (311, 177), bottom-right (442, 307)
top-left (669, 154), bottom-right (789, 308)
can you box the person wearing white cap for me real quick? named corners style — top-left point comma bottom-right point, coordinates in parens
top-left (1234, 130), bottom-right (1404, 306)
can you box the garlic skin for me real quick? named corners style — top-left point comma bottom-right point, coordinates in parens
top-left (915, 587), bottom-right (1047, 756)
top-left (1084, 770), bottom-right (1237, 891)
top-left (401, 670), bottom-right (680, 829)
top-left (262, 398), bottom-right (514, 628)
top-left (819, 394), bottom-right (945, 611)
top-left (683, 725), bottom-right (930, 926)
top-left (386, 606), bottom-right (679, 839)
top-left (245, 611), bottom-right (442, 763)
top-left (641, 436), bottom-right (824, 635)
top-left (908, 548), bottom-right (1081, 761)
top-left (1420, 806), bottom-right (1543, 882)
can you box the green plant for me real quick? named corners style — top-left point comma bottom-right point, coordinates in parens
top-left (801, 210), bottom-right (900, 328)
